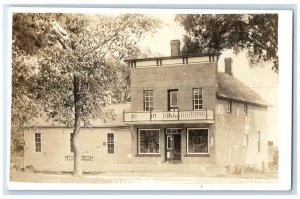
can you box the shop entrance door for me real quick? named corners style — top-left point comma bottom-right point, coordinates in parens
top-left (165, 128), bottom-right (182, 162)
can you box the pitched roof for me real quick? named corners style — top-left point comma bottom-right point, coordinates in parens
top-left (26, 103), bottom-right (131, 128)
top-left (217, 72), bottom-right (269, 107)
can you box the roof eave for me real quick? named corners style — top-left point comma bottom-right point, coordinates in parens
top-left (124, 52), bottom-right (222, 62)
top-left (216, 93), bottom-right (271, 108)
top-left (24, 124), bottom-right (131, 129)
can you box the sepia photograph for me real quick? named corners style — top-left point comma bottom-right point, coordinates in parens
top-left (6, 7), bottom-right (292, 191)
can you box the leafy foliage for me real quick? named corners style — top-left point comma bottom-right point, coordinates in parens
top-left (11, 13), bottom-right (160, 154)
top-left (31, 13), bottom-right (159, 126)
top-left (11, 48), bottom-right (37, 152)
top-left (175, 14), bottom-right (278, 72)
top-left (11, 13), bottom-right (67, 152)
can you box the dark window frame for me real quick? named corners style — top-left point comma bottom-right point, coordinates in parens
top-left (143, 90), bottom-right (153, 111)
top-left (193, 88), bottom-right (203, 110)
top-left (227, 100), bottom-right (232, 113)
top-left (35, 132), bottom-right (42, 152)
top-left (243, 103), bottom-right (248, 115)
top-left (107, 133), bottom-right (115, 155)
top-left (70, 133), bottom-right (74, 153)
top-left (186, 128), bottom-right (209, 155)
top-left (169, 90), bottom-right (178, 108)
top-left (168, 89), bottom-right (179, 111)
top-left (243, 133), bottom-right (249, 148)
top-left (138, 129), bottom-right (160, 155)
top-left (257, 131), bottom-right (261, 152)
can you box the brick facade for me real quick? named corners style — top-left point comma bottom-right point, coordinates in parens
top-left (131, 62), bottom-right (218, 112)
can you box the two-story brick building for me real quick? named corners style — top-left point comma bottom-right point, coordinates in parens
top-left (23, 40), bottom-right (269, 174)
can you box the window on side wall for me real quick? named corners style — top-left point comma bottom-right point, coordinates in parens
top-left (227, 100), bottom-right (232, 113)
top-left (107, 133), bottom-right (115, 154)
top-left (144, 90), bottom-right (153, 111)
top-left (35, 132), bottom-right (41, 152)
top-left (187, 128), bottom-right (208, 154)
top-left (243, 133), bottom-right (248, 148)
top-left (257, 131), bottom-right (261, 152)
top-left (138, 129), bottom-right (160, 154)
top-left (70, 133), bottom-right (74, 153)
top-left (243, 103), bottom-right (248, 115)
top-left (193, 88), bottom-right (203, 110)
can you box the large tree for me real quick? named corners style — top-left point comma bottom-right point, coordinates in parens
top-left (175, 14), bottom-right (278, 73)
top-left (12, 13), bottom-right (160, 175)
top-left (11, 13), bottom-right (53, 154)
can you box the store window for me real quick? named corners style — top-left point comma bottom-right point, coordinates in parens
top-left (138, 129), bottom-right (160, 154)
top-left (187, 128), bottom-right (209, 154)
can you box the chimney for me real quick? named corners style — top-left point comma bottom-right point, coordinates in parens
top-left (170, 40), bottom-right (180, 56)
top-left (224, 58), bottom-right (233, 75)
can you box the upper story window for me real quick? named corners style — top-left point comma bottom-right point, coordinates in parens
top-left (227, 100), bottom-right (232, 113)
top-left (243, 103), bottom-right (248, 115)
top-left (193, 88), bottom-right (203, 110)
top-left (35, 132), bottom-right (41, 152)
top-left (168, 90), bottom-right (178, 111)
top-left (143, 90), bottom-right (153, 111)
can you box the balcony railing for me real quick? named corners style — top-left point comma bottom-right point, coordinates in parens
top-left (124, 109), bottom-right (214, 122)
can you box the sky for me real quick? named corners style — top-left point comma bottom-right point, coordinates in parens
top-left (139, 14), bottom-right (278, 144)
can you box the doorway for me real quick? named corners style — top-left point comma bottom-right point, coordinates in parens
top-left (165, 128), bottom-right (182, 162)
top-left (168, 90), bottom-right (178, 111)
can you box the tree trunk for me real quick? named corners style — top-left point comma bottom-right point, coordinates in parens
top-left (73, 75), bottom-right (82, 176)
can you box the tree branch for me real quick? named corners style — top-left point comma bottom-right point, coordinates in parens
top-left (248, 36), bottom-right (276, 58)
top-left (81, 16), bottom-right (136, 58)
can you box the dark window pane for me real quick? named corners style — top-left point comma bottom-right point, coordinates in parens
top-left (188, 129), bottom-right (208, 153)
top-left (107, 133), bottom-right (115, 154)
top-left (139, 130), bottom-right (160, 154)
top-left (170, 91), bottom-right (178, 107)
top-left (70, 133), bottom-right (74, 153)
top-left (35, 133), bottom-right (41, 152)
top-left (193, 88), bottom-right (203, 110)
top-left (144, 90), bottom-right (153, 111)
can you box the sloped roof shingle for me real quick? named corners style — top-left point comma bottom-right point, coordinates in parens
top-left (217, 72), bottom-right (269, 107)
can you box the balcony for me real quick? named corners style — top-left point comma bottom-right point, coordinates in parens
top-left (123, 109), bottom-right (214, 124)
